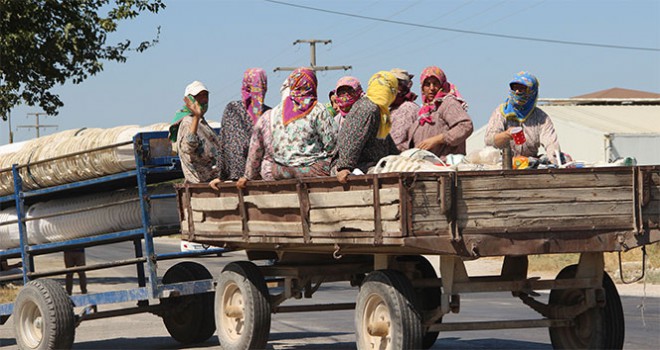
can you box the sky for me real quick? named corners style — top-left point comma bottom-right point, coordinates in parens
top-left (4, 0), bottom-right (660, 144)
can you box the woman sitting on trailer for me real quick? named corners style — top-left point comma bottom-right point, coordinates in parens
top-left (406, 66), bottom-right (473, 160)
top-left (268, 67), bottom-right (338, 180)
top-left (484, 71), bottom-right (561, 164)
top-left (217, 68), bottom-right (271, 181)
top-left (170, 81), bottom-right (223, 183)
top-left (333, 70), bottom-right (400, 183)
top-left (235, 79), bottom-right (292, 189)
top-left (388, 68), bottom-right (420, 151)
top-left (332, 76), bottom-right (364, 131)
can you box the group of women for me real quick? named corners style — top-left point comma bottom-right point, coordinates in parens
top-left (172, 66), bottom-right (561, 187)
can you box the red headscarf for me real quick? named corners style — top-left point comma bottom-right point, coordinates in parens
top-left (241, 68), bottom-right (268, 123)
top-left (282, 68), bottom-right (318, 125)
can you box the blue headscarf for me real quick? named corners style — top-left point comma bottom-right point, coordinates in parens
top-left (500, 71), bottom-right (539, 123)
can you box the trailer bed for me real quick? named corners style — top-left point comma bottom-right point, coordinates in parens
top-left (177, 166), bottom-right (660, 257)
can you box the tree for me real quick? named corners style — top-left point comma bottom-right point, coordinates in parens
top-left (0, 0), bottom-right (165, 120)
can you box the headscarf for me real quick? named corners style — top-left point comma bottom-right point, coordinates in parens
top-left (325, 90), bottom-right (338, 117)
top-left (282, 67), bottom-right (318, 125)
top-left (365, 71), bottom-right (398, 139)
top-left (390, 68), bottom-right (418, 109)
top-left (500, 71), bottom-right (539, 123)
top-left (241, 68), bottom-right (268, 123)
top-left (334, 76), bottom-right (363, 117)
top-left (418, 66), bottom-right (466, 125)
top-left (168, 88), bottom-right (209, 142)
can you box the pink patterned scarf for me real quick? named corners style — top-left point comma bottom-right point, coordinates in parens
top-left (241, 68), bottom-right (268, 123)
top-left (282, 68), bottom-right (318, 125)
top-left (334, 76), bottom-right (363, 117)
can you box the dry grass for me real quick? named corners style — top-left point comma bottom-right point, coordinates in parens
top-left (0, 285), bottom-right (20, 304)
top-left (529, 242), bottom-right (660, 282)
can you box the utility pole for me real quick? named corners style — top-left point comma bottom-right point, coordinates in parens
top-left (17, 112), bottom-right (58, 138)
top-left (274, 39), bottom-right (351, 72)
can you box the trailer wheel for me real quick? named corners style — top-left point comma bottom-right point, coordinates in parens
top-left (216, 261), bottom-right (271, 350)
top-left (355, 269), bottom-right (423, 350)
top-left (14, 279), bottom-right (75, 350)
top-left (548, 264), bottom-right (624, 349)
top-left (161, 262), bottom-right (216, 344)
top-left (548, 265), bottom-right (607, 349)
top-left (396, 255), bottom-right (441, 349)
top-left (602, 270), bottom-right (624, 349)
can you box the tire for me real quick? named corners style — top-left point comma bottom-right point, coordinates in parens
top-left (161, 261), bottom-right (216, 344)
top-left (13, 279), bottom-right (75, 350)
top-left (548, 264), bottom-right (624, 349)
top-left (216, 261), bottom-right (271, 350)
top-left (355, 269), bottom-right (423, 350)
top-left (602, 271), bottom-right (624, 349)
top-left (396, 255), bottom-right (441, 349)
top-left (548, 264), bottom-right (607, 349)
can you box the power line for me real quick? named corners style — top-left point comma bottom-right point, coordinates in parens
top-left (265, 0), bottom-right (660, 52)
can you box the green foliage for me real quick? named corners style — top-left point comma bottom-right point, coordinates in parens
top-left (0, 0), bottom-right (165, 119)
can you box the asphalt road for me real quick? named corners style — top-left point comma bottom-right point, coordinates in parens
top-left (1, 239), bottom-right (658, 349)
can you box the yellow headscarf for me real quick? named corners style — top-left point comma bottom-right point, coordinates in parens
top-left (366, 71), bottom-right (398, 139)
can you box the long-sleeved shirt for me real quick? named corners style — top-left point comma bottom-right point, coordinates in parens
top-left (176, 116), bottom-right (222, 183)
top-left (271, 102), bottom-right (337, 167)
top-left (218, 101), bottom-right (271, 180)
top-left (244, 110), bottom-right (274, 181)
top-left (335, 97), bottom-right (400, 173)
top-left (390, 100), bottom-right (420, 151)
top-left (484, 106), bottom-right (561, 163)
top-left (408, 95), bottom-right (474, 157)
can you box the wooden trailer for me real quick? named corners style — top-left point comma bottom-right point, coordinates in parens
top-left (176, 166), bottom-right (660, 349)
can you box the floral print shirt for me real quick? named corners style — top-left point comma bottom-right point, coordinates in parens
top-left (335, 97), bottom-right (400, 173)
top-left (271, 102), bottom-right (338, 167)
top-left (176, 116), bottom-right (222, 183)
top-left (218, 100), bottom-right (270, 180)
top-left (244, 110), bottom-right (274, 180)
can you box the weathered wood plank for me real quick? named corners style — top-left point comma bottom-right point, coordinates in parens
top-left (244, 193), bottom-right (299, 209)
top-left (310, 220), bottom-right (400, 233)
top-left (192, 211), bottom-right (204, 222)
top-left (308, 188), bottom-right (399, 208)
top-left (412, 220), bottom-right (451, 233)
top-left (458, 173), bottom-right (632, 191)
top-left (191, 196), bottom-right (238, 211)
top-left (310, 204), bottom-right (399, 223)
top-left (194, 220), bottom-right (304, 233)
top-left (457, 201), bottom-right (632, 219)
top-left (458, 187), bottom-right (631, 204)
top-left (458, 215), bottom-right (633, 232)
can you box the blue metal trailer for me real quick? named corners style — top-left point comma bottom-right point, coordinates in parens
top-left (0, 131), bottom-right (221, 349)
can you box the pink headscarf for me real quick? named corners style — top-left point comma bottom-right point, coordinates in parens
top-left (241, 68), bottom-right (268, 123)
top-left (282, 68), bottom-right (318, 125)
top-left (418, 66), bottom-right (467, 125)
top-left (334, 76), bottom-right (363, 117)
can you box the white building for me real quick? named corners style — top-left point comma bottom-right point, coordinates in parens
top-left (467, 88), bottom-right (660, 165)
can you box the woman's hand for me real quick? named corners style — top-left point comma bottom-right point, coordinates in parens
top-left (493, 129), bottom-right (515, 148)
top-left (336, 169), bottom-right (351, 184)
top-left (236, 177), bottom-right (248, 190)
top-left (417, 134), bottom-right (444, 151)
top-left (209, 178), bottom-right (222, 191)
top-left (184, 96), bottom-right (203, 118)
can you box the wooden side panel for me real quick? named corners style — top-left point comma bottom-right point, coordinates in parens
top-left (641, 171), bottom-right (660, 234)
top-left (457, 171), bottom-right (635, 234)
top-left (409, 180), bottom-right (452, 236)
top-left (181, 178), bottom-right (405, 241)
